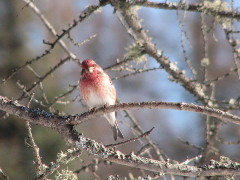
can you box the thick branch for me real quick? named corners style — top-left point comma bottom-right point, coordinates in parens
top-left (63, 132), bottom-right (240, 177)
top-left (69, 102), bottom-right (240, 125)
top-left (110, 0), bottom-right (210, 104)
top-left (1, 96), bottom-right (240, 128)
top-left (135, 1), bottom-right (240, 20)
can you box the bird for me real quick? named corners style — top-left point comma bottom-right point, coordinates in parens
top-left (79, 59), bottom-right (124, 141)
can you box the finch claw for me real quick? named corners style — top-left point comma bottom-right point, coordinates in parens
top-left (90, 107), bottom-right (96, 111)
top-left (103, 104), bottom-right (109, 108)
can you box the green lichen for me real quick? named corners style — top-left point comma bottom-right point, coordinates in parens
top-left (229, 98), bottom-right (236, 105)
top-left (56, 148), bottom-right (78, 164)
top-left (107, 175), bottom-right (121, 180)
top-left (115, 150), bottom-right (126, 160)
top-left (124, 41), bottom-right (146, 63)
top-left (38, 164), bottom-right (48, 175)
top-left (201, 58), bottom-right (210, 67)
top-left (206, 156), bottom-right (240, 169)
top-left (201, 0), bottom-right (231, 29)
top-left (169, 62), bottom-right (179, 71)
top-left (55, 168), bottom-right (78, 180)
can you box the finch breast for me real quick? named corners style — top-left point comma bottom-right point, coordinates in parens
top-left (79, 72), bottom-right (116, 107)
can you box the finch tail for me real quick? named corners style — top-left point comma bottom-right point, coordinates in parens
top-left (111, 121), bottom-right (124, 141)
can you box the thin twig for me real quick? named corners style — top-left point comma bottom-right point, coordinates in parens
top-left (67, 33), bottom-right (97, 47)
top-left (217, 137), bottom-right (240, 145)
top-left (106, 127), bottom-right (154, 147)
top-left (1, 1), bottom-right (106, 84)
top-left (180, 155), bottom-right (203, 165)
top-left (178, 138), bottom-right (203, 151)
top-left (18, 56), bottom-right (71, 101)
top-left (112, 67), bottom-right (162, 81)
top-left (34, 148), bottom-right (82, 180)
top-left (0, 168), bottom-right (8, 180)
top-left (25, 93), bottom-right (44, 176)
top-left (25, 122), bottom-right (44, 176)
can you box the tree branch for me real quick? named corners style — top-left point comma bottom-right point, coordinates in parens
top-left (110, 0), bottom-right (210, 104)
top-left (68, 102), bottom-right (240, 126)
top-left (135, 1), bottom-right (240, 20)
top-left (1, 96), bottom-right (240, 129)
top-left (1, 95), bottom-right (240, 177)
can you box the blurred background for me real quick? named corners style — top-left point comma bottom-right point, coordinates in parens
top-left (0, 0), bottom-right (240, 179)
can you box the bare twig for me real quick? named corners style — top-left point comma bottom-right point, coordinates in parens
top-left (25, 122), bottom-right (44, 176)
top-left (1, 1), bottom-right (106, 84)
top-left (180, 155), bottom-right (202, 165)
top-left (34, 148), bottom-right (82, 180)
top-left (121, 106), bottom-right (168, 162)
top-left (112, 67), bottom-right (162, 81)
top-left (176, 8), bottom-right (196, 77)
top-left (74, 159), bottom-right (102, 175)
top-left (106, 127), bottom-right (154, 147)
top-left (24, 93), bottom-right (44, 176)
top-left (178, 138), bottom-right (203, 151)
top-left (135, 144), bottom-right (151, 156)
top-left (16, 81), bottom-right (47, 107)
top-left (67, 33), bottom-right (97, 47)
top-left (0, 168), bottom-right (8, 180)
top-left (18, 56), bottom-right (71, 100)
top-left (206, 67), bottom-right (238, 86)
top-left (217, 137), bottom-right (240, 145)
top-left (46, 84), bottom-right (78, 108)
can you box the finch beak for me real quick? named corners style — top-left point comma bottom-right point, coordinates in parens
top-left (82, 67), bottom-right (94, 73)
top-left (88, 66), bottom-right (94, 73)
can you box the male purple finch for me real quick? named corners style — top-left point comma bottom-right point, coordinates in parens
top-left (79, 59), bottom-right (124, 141)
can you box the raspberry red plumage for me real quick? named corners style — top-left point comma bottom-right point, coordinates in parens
top-left (79, 59), bottom-right (123, 140)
